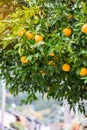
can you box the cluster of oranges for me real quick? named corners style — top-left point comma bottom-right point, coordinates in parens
top-left (18, 29), bottom-right (43, 43)
top-left (62, 64), bottom-right (87, 77)
top-left (19, 29), bottom-right (43, 65)
top-left (62, 23), bottom-right (87, 76)
top-left (48, 53), bottom-right (71, 72)
top-left (20, 53), bottom-right (87, 77)
top-left (20, 23), bottom-right (87, 77)
top-left (63, 23), bottom-right (87, 36)
top-left (48, 52), bottom-right (87, 77)
top-left (18, 23), bottom-right (87, 43)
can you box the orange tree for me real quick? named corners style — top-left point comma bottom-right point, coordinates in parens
top-left (0, 0), bottom-right (87, 111)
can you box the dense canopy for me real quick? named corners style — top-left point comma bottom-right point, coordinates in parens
top-left (0, 0), bottom-right (87, 111)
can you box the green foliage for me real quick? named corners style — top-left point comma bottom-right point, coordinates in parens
top-left (0, 0), bottom-right (87, 111)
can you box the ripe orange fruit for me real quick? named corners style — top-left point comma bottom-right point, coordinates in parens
top-left (18, 29), bottom-right (26, 37)
top-left (49, 52), bottom-right (55, 57)
top-left (80, 67), bottom-right (87, 76)
top-left (63, 28), bottom-right (72, 36)
top-left (35, 34), bottom-right (43, 43)
top-left (26, 31), bottom-right (34, 39)
top-left (82, 24), bottom-right (87, 34)
top-left (62, 63), bottom-right (71, 72)
top-left (21, 56), bottom-right (29, 64)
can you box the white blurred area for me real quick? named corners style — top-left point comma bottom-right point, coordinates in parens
top-left (0, 110), bottom-right (16, 128)
top-left (41, 126), bottom-right (50, 130)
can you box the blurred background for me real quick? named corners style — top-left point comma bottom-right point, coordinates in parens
top-left (0, 81), bottom-right (87, 130)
